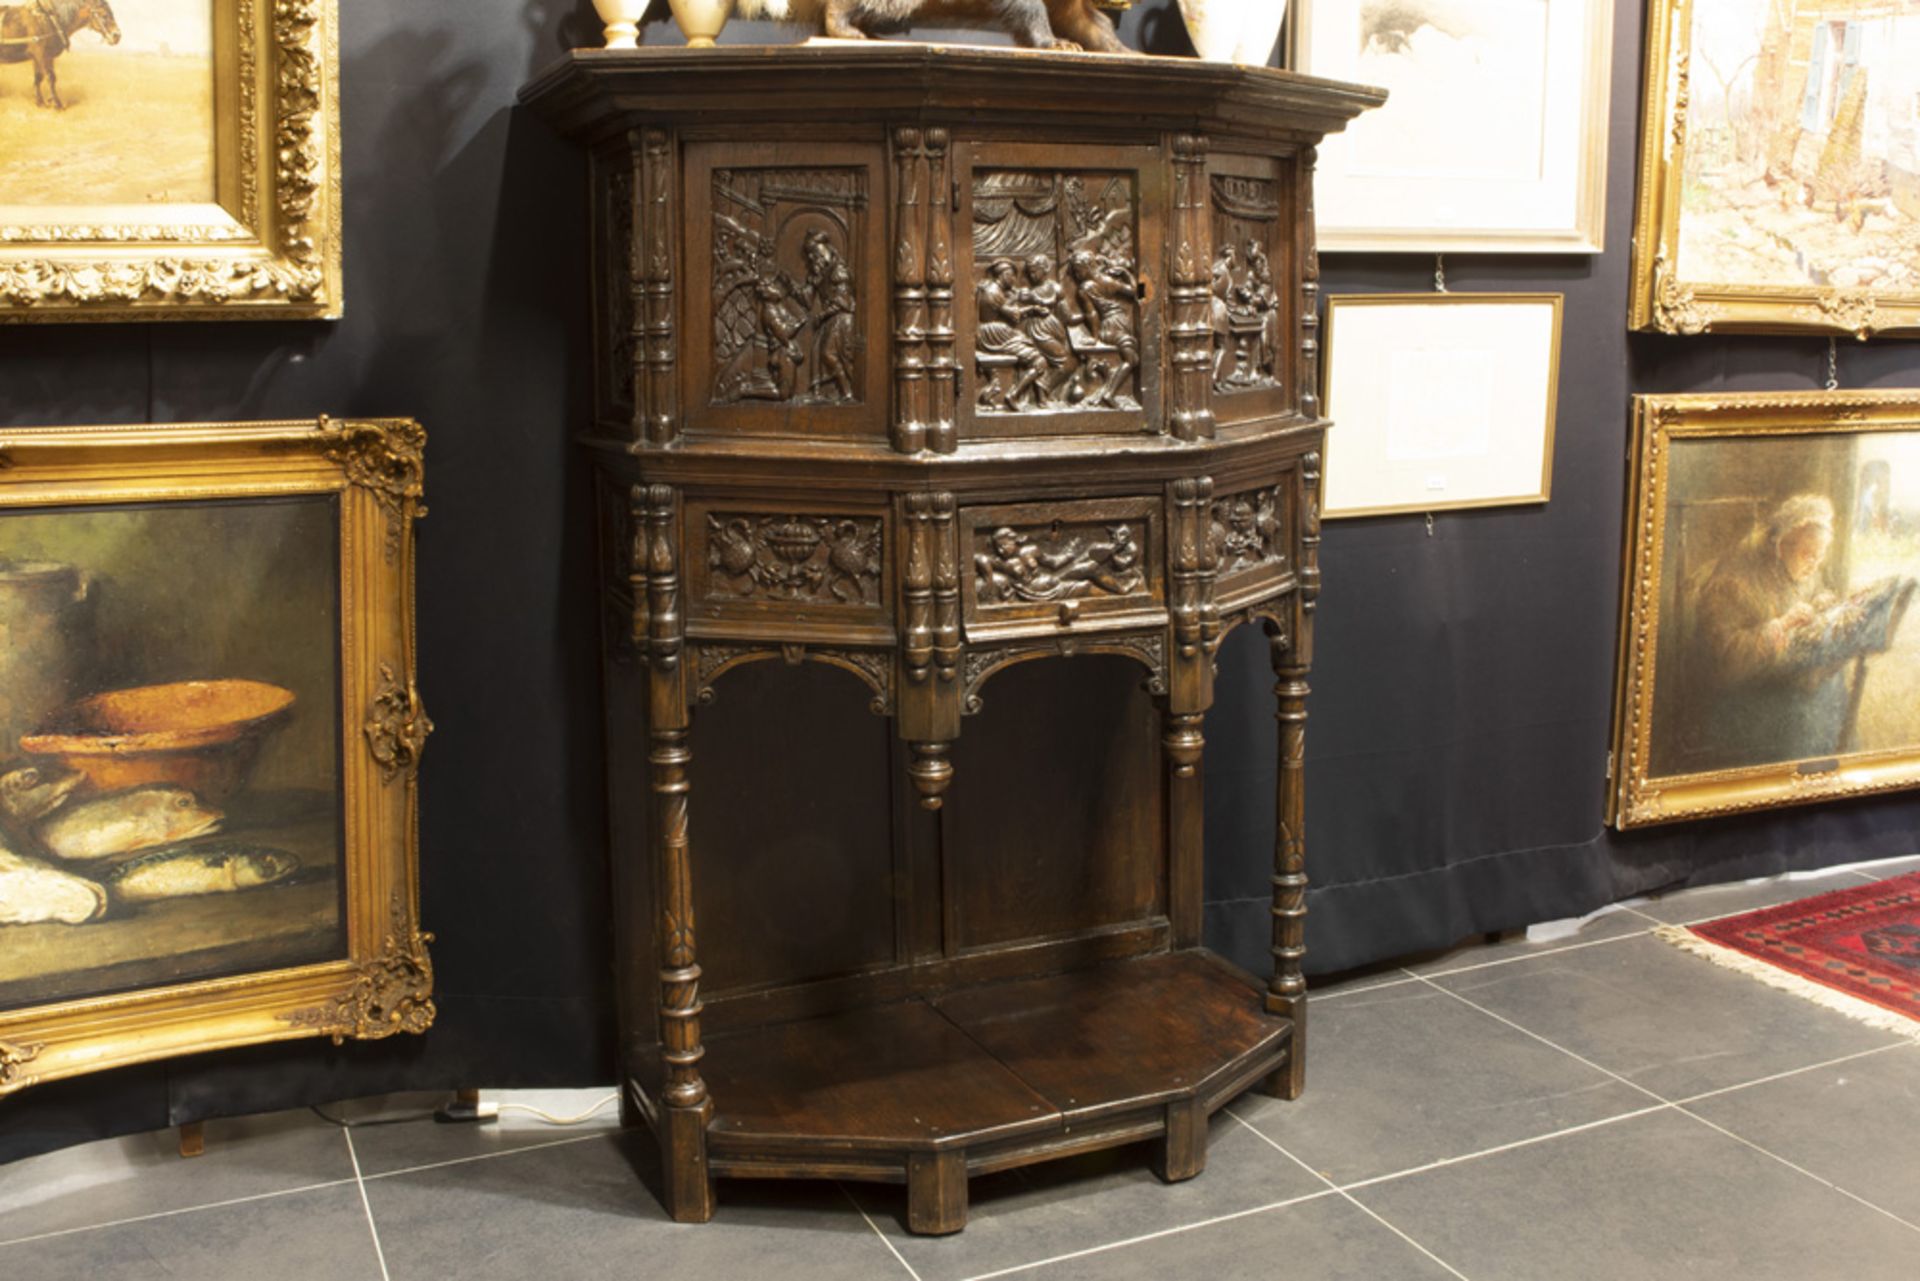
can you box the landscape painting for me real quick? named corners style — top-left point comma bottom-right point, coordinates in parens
top-left (0, 0), bottom-right (215, 208)
top-left (1613, 393), bottom-right (1920, 827)
top-left (1675, 0), bottom-right (1920, 295)
top-left (0, 495), bottom-right (346, 1011)
top-left (1632, 0), bottom-right (1920, 333)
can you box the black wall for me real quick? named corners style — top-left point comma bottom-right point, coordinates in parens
top-left (2, 0), bottom-right (1917, 1160)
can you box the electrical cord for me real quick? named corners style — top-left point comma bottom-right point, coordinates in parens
top-left (309, 1091), bottom-right (619, 1128)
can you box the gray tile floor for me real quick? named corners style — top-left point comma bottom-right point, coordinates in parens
top-left (5, 858), bottom-right (1919, 1280)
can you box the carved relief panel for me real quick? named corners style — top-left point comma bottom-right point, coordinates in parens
top-left (959, 496), bottom-right (1166, 637)
top-left (1210, 478), bottom-right (1294, 610)
top-left (685, 497), bottom-right (892, 636)
top-left (1207, 153), bottom-right (1296, 423)
top-left (684, 144), bottom-right (889, 441)
top-left (591, 144), bottom-right (637, 428)
top-left (957, 144), bottom-right (1165, 440)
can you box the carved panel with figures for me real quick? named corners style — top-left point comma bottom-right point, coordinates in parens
top-left (960, 496), bottom-right (1166, 634)
top-left (684, 145), bottom-right (889, 440)
top-left (958, 145), bottom-right (1165, 439)
top-left (1208, 153), bottom-right (1296, 422)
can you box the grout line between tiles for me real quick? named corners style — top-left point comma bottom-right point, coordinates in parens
top-left (1669, 1104), bottom-right (1920, 1238)
top-left (1315, 975), bottom-right (1425, 1002)
top-left (1224, 1109), bottom-right (1473, 1281)
top-left (1330, 1103), bottom-right (1675, 1195)
top-left (1399, 927), bottom-right (1654, 981)
top-left (1670, 1042), bottom-right (1911, 1107)
top-left (955, 1187), bottom-right (1342, 1281)
top-left (0, 1176), bottom-right (361, 1251)
top-left (1402, 971), bottom-right (1670, 1105)
top-left (838, 1183), bottom-right (923, 1281)
top-left (357, 1130), bottom-right (611, 1183)
top-left (343, 1129), bottom-right (392, 1281)
top-left (1406, 967), bottom-right (1920, 1239)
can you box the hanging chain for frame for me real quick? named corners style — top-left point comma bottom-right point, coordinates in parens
top-left (1434, 254), bottom-right (1447, 294)
top-left (1826, 337), bottom-right (1839, 391)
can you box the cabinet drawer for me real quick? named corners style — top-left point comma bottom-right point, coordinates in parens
top-left (687, 498), bottom-right (893, 636)
top-left (960, 497), bottom-right (1166, 638)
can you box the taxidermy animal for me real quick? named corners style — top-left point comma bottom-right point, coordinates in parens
top-left (734, 0), bottom-right (1126, 52)
top-left (0, 841), bottom-right (106, 925)
top-left (36, 786), bottom-right (224, 863)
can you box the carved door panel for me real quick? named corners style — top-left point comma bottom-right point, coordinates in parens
top-left (955, 143), bottom-right (1166, 441)
top-left (959, 496), bottom-right (1167, 639)
top-left (683, 143), bottom-right (891, 442)
top-left (1206, 152), bottom-right (1297, 425)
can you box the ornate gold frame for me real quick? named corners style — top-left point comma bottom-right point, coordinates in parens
top-left (1610, 390), bottom-right (1920, 827)
top-left (1628, 0), bottom-right (1920, 336)
top-left (0, 418), bottom-right (429, 1094)
top-left (0, 0), bottom-right (342, 322)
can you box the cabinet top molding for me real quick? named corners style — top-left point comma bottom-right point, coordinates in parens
top-left (518, 44), bottom-right (1385, 142)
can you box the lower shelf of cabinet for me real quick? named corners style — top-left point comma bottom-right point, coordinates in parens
top-left (628, 948), bottom-right (1293, 1231)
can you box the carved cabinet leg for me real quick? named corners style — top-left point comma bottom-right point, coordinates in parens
top-left (1153, 1097), bottom-right (1207, 1183)
top-left (1163, 710), bottom-right (1205, 947)
top-left (907, 741), bottom-right (954, 809)
top-left (1261, 636), bottom-right (1310, 1101)
top-left (652, 725), bottom-right (716, 1221)
top-left (906, 1150), bottom-right (968, 1235)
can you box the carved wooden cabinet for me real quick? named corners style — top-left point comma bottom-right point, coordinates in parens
top-left (523, 47), bottom-right (1379, 1235)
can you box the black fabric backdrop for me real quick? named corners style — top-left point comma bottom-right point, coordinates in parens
top-left (2, 0), bottom-right (1918, 1162)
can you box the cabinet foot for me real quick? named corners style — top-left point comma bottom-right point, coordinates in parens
top-left (1153, 1098), bottom-right (1206, 1182)
top-left (659, 1103), bottom-right (716, 1223)
top-left (1258, 997), bottom-right (1306, 1100)
top-left (906, 1150), bottom-right (968, 1235)
top-left (177, 1121), bottom-right (205, 1159)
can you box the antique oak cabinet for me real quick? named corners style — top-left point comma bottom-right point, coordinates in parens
top-left (522, 46), bottom-right (1379, 1234)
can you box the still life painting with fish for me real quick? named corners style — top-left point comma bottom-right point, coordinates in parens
top-left (0, 495), bottom-right (345, 1011)
top-left (0, 0), bottom-right (214, 207)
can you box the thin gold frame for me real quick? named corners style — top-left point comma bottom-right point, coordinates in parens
top-left (1290, 0), bottom-right (1613, 254)
top-left (1628, 0), bottom-right (1920, 337)
top-left (1321, 292), bottom-right (1562, 519)
top-left (0, 0), bottom-right (342, 322)
top-left (1610, 390), bottom-right (1920, 828)
top-left (0, 418), bottom-right (430, 1095)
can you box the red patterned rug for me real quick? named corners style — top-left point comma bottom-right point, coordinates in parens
top-left (1659, 871), bottom-right (1920, 1038)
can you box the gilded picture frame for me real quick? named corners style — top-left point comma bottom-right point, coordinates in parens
top-left (1291, 0), bottom-right (1613, 253)
top-left (1629, 0), bottom-right (1920, 337)
top-left (1611, 391), bottom-right (1920, 827)
top-left (0, 0), bottom-right (342, 322)
top-left (1321, 292), bottom-right (1562, 518)
top-left (0, 418), bottom-right (430, 1094)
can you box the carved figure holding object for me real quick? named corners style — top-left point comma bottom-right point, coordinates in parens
top-left (736, 0), bottom-right (1125, 52)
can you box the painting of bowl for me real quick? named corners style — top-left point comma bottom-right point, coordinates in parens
top-left (19, 679), bottom-right (296, 800)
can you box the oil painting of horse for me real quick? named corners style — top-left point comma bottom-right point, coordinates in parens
top-left (0, 0), bottom-right (214, 207)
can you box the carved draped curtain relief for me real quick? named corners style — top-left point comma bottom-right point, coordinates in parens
top-left (1209, 176), bottom-right (1283, 394)
top-left (973, 519), bottom-right (1150, 606)
top-left (972, 170), bottom-right (1143, 414)
top-left (711, 168), bottom-right (867, 406)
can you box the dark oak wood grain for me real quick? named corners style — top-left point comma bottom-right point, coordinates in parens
top-left (523, 44), bottom-right (1376, 1235)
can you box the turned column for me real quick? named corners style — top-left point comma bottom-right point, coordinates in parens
top-left (637, 483), bottom-right (714, 1219)
top-left (1262, 450), bottom-right (1319, 1100)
